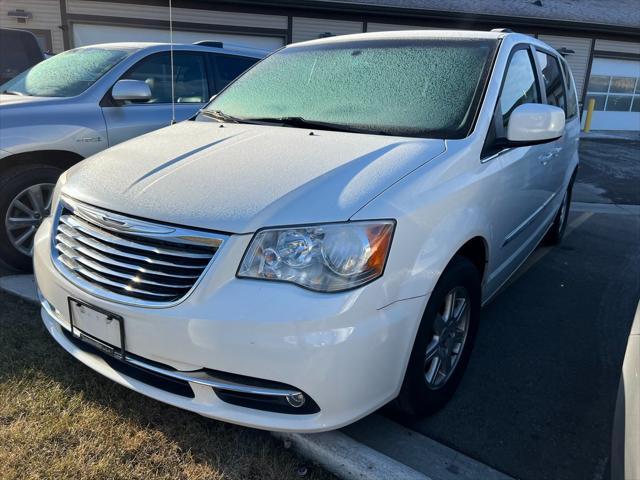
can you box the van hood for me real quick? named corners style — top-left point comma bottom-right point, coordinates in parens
top-left (63, 121), bottom-right (445, 233)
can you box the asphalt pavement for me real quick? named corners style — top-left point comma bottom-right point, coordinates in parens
top-left (573, 138), bottom-right (640, 205)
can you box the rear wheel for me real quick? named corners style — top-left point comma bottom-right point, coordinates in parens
top-left (0, 165), bottom-right (62, 271)
top-left (394, 256), bottom-right (481, 417)
top-left (543, 174), bottom-right (575, 246)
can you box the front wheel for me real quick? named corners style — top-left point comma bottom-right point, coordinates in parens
top-left (0, 165), bottom-right (62, 271)
top-left (394, 256), bottom-right (481, 417)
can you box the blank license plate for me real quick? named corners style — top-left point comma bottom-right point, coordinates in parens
top-left (69, 298), bottom-right (125, 359)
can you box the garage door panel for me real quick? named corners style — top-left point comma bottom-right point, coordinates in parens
top-left (584, 57), bottom-right (640, 131)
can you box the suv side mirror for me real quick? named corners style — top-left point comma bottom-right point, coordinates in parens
top-left (507, 103), bottom-right (565, 144)
top-left (112, 79), bottom-right (152, 102)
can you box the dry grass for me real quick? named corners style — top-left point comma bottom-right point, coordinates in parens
top-left (0, 291), bottom-right (333, 480)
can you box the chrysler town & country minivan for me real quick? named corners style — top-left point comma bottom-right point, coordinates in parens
top-left (34, 30), bottom-right (579, 432)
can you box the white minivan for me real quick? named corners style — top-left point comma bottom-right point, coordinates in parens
top-left (34, 30), bottom-right (579, 432)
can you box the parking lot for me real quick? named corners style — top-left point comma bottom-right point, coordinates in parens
top-left (1, 138), bottom-right (638, 480)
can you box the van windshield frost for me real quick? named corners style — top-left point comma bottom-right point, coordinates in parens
top-left (205, 39), bottom-right (498, 138)
top-left (1, 47), bottom-right (132, 97)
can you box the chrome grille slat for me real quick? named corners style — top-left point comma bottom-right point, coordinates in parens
top-left (55, 233), bottom-right (200, 280)
top-left (58, 255), bottom-right (177, 298)
top-left (57, 224), bottom-right (204, 270)
top-left (56, 243), bottom-right (193, 289)
top-left (52, 196), bottom-right (225, 306)
top-left (59, 214), bottom-right (213, 259)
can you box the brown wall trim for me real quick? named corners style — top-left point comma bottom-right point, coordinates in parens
top-left (60, 0), bottom-right (70, 49)
top-left (286, 15), bottom-right (292, 44)
top-left (66, 14), bottom-right (288, 44)
top-left (81, 0), bottom-right (640, 41)
top-left (580, 38), bottom-right (596, 114)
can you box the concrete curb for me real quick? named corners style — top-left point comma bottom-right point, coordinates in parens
top-left (344, 415), bottom-right (514, 480)
top-left (273, 430), bottom-right (430, 480)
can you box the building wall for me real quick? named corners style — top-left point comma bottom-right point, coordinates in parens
top-left (366, 22), bottom-right (433, 32)
top-left (65, 0), bottom-right (287, 30)
top-left (0, 0), bottom-right (64, 53)
top-left (292, 17), bottom-right (362, 43)
top-left (538, 35), bottom-right (592, 97)
top-left (595, 39), bottom-right (640, 54)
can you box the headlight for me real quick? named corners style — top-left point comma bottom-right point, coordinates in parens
top-left (237, 221), bottom-right (395, 292)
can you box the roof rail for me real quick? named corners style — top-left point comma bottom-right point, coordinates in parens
top-left (194, 40), bottom-right (223, 48)
top-left (491, 28), bottom-right (514, 33)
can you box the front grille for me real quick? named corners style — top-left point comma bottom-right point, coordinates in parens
top-left (52, 196), bottom-right (225, 305)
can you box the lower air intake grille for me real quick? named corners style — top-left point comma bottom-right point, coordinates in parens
top-left (52, 196), bottom-right (225, 305)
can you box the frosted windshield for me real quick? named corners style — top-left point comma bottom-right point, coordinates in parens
top-left (1, 47), bottom-right (132, 97)
top-left (206, 39), bottom-right (497, 138)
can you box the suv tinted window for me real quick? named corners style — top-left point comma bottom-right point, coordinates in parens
top-left (536, 51), bottom-right (566, 112)
top-left (122, 52), bottom-right (208, 103)
top-left (210, 54), bottom-right (258, 92)
top-left (499, 48), bottom-right (541, 129)
top-left (559, 58), bottom-right (578, 119)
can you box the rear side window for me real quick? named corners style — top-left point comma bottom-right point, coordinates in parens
top-left (559, 58), bottom-right (579, 119)
top-left (210, 54), bottom-right (258, 92)
top-left (536, 51), bottom-right (566, 112)
top-left (122, 52), bottom-right (208, 103)
top-left (499, 48), bottom-right (541, 130)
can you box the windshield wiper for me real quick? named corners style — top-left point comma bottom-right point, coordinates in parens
top-left (244, 116), bottom-right (387, 135)
top-left (200, 109), bottom-right (243, 123)
top-left (1, 90), bottom-right (27, 96)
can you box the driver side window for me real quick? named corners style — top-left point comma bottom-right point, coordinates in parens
top-left (120, 52), bottom-right (208, 104)
top-left (499, 49), bottom-right (541, 130)
top-left (483, 47), bottom-right (541, 158)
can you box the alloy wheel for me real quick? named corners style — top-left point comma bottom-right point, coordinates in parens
top-left (424, 286), bottom-right (471, 390)
top-left (5, 183), bottom-right (55, 256)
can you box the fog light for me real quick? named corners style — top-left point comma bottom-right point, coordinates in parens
top-left (286, 392), bottom-right (306, 408)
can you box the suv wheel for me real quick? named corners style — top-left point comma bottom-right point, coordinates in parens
top-left (394, 256), bottom-right (481, 417)
top-left (0, 165), bottom-right (62, 271)
top-left (543, 174), bottom-right (575, 246)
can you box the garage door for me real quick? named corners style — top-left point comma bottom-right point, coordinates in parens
top-left (72, 23), bottom-right (284, 51)
top-left (584, 58), bottom-right (640, 131)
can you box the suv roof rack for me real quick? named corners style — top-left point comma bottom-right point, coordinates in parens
top-left (194, 40), bottom-right (223, 48)
top-left (491, 28), bottom-right (514, 33)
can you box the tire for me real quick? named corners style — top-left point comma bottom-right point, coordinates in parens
top-left (394, 255), bottom-right (481, 417)
top-left (543, 173), bottom-right (576, 246)
top-left (0, 165), bottom-right (63, 271)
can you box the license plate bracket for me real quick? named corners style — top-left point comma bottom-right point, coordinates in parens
top-left (68, 298), bottom-right (125, 360)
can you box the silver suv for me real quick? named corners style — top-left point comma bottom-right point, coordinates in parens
top-left (0, 41), bottom-right (264, 270)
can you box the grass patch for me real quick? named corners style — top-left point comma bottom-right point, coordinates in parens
top-left (0, 291), bottom-right (333, 480)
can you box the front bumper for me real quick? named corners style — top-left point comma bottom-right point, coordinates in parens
top-left (34, 217), bottom-right (426, 432)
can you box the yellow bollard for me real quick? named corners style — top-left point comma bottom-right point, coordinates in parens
top-left (583, 98), bottom-right (596, 132)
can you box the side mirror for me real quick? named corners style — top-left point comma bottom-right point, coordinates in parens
top-left (112, 79), bottom-right (152, 102)
top-left (507, 103), bottom-right (565, 144)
